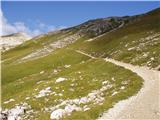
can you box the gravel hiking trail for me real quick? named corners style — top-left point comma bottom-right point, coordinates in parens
top-left (98, 58), bottom-right (160, 120)
top-left (74, 50), bottom-right (160, 119)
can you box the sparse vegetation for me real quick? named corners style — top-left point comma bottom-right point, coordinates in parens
top-left (1, 8), bottom-right (159, 120)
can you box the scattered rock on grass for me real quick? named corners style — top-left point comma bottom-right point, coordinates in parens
top-left (4, 99), bottom-right (15, 104)
top-left (35, 87), bottom-right (52, 98)
top-left (55, 77), bottom-right (66, 83)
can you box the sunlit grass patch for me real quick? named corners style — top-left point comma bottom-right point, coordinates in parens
top-left (2, 58), bottom-right (143, 120)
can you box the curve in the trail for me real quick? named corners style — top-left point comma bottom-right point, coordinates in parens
top-left (74, 50), bottom-right (160, 119)
top-left (99, 58), bottom-right (160, 120)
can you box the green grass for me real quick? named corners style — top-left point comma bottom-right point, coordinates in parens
top-left (2, 29), bottom-right (77, 63)
top-left (2, 58), bottom-right (143, 120)
top-left (2, 45), bottom-right (143, 119)
top-left (2, 48), bottom-right (90, 100)
top-left (2, 8), bottom-right (159, 120)
top-left (69, 10), bottom-right (160, 68)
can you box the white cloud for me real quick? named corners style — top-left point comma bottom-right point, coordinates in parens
top-left (0, 9), bottom-right (66, 37)
top-left (39, 23), bottom-right (46, 28)
top-left (0, 10), bottom-right (29, 36)
top-left (0, 11), bottom-right (40, 37)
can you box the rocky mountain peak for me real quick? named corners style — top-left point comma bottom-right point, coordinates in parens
top-left (0, 32), bottom-right (31, 52)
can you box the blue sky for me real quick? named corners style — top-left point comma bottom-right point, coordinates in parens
top-left (1, 1), bottom-right (160, 36)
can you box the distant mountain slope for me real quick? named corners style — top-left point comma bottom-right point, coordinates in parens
top-left (2, 10), bottom-right (140, 62)
top-left (72, 8), bottom-right (160, 69)
top-left (0, 32), bottom-right (31, 52)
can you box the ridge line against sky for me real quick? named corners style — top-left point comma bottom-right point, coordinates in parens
top-left (1, 1), bottom-right (160, 36)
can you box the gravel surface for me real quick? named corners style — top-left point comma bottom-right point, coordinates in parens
top-left (98, 58), bottom-right (160, 120)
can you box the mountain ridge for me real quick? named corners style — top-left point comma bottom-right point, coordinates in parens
top-left (0, 32), bottom-right (31, 52)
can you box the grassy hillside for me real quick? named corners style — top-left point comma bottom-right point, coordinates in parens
top-left (1, 8), bottom-right (159, 120)
top-left (73, 8), bottom-right (160, 69)
top-left (2, 48), bottom-right (143, 120)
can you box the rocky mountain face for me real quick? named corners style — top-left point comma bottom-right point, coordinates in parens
top-left (71, 15), bottom-right (140, 37)
top-left (0, 32), bottom-right (31, 52)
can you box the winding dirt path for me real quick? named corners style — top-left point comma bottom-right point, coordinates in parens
top-left (99, 58), bottom-right (160, 120)
top-left (75, 50), bottom-right (160, 119)
top-left (75, 50), bottom-right (96, 59)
